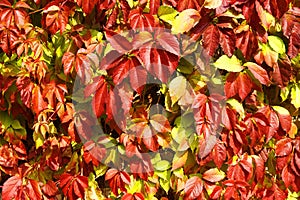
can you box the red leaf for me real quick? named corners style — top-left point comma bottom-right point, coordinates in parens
top-left (270, 57), bottom-right (292, 88)
top-left (27, 179), bottom-right (42, 200)
top-left (202, 25), bottom-right (220, 57)
top-left (245, 62), bottom-right (271, 86)
top-left (150, 114), bottom-right (171, 133)
top-left (2, 175), bottom-right (22, 200)
top-left (211, 142), bottom-right (226, 169)
top-left (176, 0), bottom-right (201, 11)
top-left (184, 176), bottom-right (203, 200)
top-left (59, 173), bottom-right (88, 200)
top-left (225, 72), bottom-right (254, 101)
top-left (275, 138), bottom-right (293, 157)
top-left (219, 28), bottom-right (235, 57)
top-left (156, 32), bottom-right (180, 56)
top-left (149, 0), bottom-right (160, 14)
top-left (105, 169), bottom-right (130, 195)
top-left (105, 29), bottom-right (133, 54)
top-left (42, 180), bottom-right (58, 198)
top-left (138, 47), bottom-right (179, 83)
top-left (32, 85), bottom-right (47, 115)
top-left (85, 76), bottom-right (108, 117)
top-left (235, 26), bottom-right (258, 60)
top-left (128, 8), bottom-right (157, 31)
top-left (202, 168), bottom-right (225, 182)
top-left (0, 144), bottom-right (18, 168)
top-left (262, 0), bottom-right (291, 19)
top-left (42, 1), bottom-right (76, 34)
top-left (76, 0), bottom-right (98, 14)
top-left (62, 52), bottom-right (75, 75)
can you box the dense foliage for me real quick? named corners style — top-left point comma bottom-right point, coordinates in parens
top-left (0, 0), bottom-right (300, 199)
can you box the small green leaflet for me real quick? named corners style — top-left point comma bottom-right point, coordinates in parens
top-left (268, 35), bottom-right (286, 54)
top-left (214, 55), bottom-right (244, 72)
top-left (291, 83), bottom-right (300, 109)
top-left (158, 5), bottom-right (178, 24)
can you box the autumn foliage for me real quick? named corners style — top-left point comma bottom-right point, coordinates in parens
top-left (1, 0), bottom-right (300, 199)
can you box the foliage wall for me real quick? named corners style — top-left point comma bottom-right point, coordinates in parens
top-left (0, 0), bottom-right (300, 199)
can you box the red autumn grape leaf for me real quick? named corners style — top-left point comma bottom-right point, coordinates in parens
top-left (156, 31), bottom-right (180, 56)
top-left (272, 106), bottom-right (292, 133)
top-left (0, 144), bottom-right (18, 168)
top-left (202, 24), bottom-right (220, 57)
top-left (282, 8), bottom-right (300, 57)
top-left (42, 180), bottom-right (59, 198)
top-left (76, 0), bottom-right (98, 14)
top-left (105, 169), bottom-right (130, 195)
top-left (235, 25), bottom-right (258, 60)
top-left (219, 28), bottom-right (235, 57)
top-left (176, 0), bottom-right (201, 12)
top-left (42, 1), bottom-right (76, 34)
top-left (2, 175), bottom-right (22, 200)
top-left (32, 85), bottom-right (47, 115)
top-left (105, 29), bottom-right (133, 54)
top-left (0, 25), bottom-right (21, 55)
top-left (275, 138), bottom-right (293, 157)
top-left (59, 173), bottom-right (88, 200)
top-left (184, 176), bottom-right (203, 200)
top-left (225, 72), bottom-right (255, 101)
top-left (128, 8), bottom-right (157, 31)
top-left (138, 47), bottom-right (178, 83)
top-left (202, 168), bottom-right (226, 182)
top-left (43, 80), bottom-right (67, 109)
top-left (211, 141), bottom-right (227, 169)
top-left (262, 0), bottom-right (291, 19)
top-left (270, 57), bottom-right (292, 88)
top-left (27, 179), bottom-right (43, 200)
top-left (105, 54), bottom-right (141, 86)
top-left (245, 62), bottom-right (271, 86)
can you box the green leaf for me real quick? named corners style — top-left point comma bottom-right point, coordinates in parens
top-left (11, 120), bottom-right (23, 129)
top-left (159, 178), bottom-right (170, 193)
top-left (214, 55), bottom-right (243, 72)
top-left (158, 5), bottom-right (178, 24)
top-left (291, 83), bottom-right (300, 109)
top-left (268, 35), bottom-right (286, 54)
top-left (155, 170), bottom-right (171, 180)
top-left (0, 111), bottom-right (12, 128)
top-left (94, 164), bottom-right (108, 178)
top-left (154, 160), bottom-right (171, 171)
top-left (280, 85), bottom-right (291, 102)
top-left (33, 131), bottom-right (45, 149)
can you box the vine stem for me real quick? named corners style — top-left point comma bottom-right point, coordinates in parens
top-left (29, 8), bottom-right (43, 15)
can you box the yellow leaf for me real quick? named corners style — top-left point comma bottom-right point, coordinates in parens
top-left (171, 9), bottom-right (200, 34)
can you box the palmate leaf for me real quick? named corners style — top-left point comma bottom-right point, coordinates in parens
top-left (128, 7), bottom-right (158, 31)
top-left (63, 48), bottom-right (94, 84)
top-left (105, 169), bottom-right (130, 195)
top-left (59, 173), bottom-right (88, 200)
top-left (225, 72), bottom-right (257, 101)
